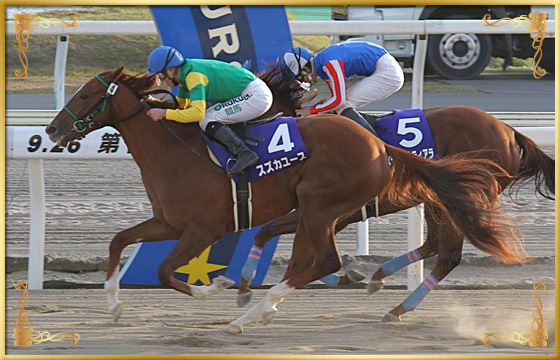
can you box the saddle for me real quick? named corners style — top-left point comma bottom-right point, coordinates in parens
top-left (204, 112), bottom-right (309, 232)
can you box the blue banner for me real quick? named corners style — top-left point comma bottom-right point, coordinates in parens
top-left (120, 225), bottom-right (279, 287)
top-left (150, 5), bottom-right (292, 72)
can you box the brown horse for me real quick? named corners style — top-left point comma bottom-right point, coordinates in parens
top-left (47, 67), bottom-right (515, 333)
top-left (234, 63), bottom-right (554, 325)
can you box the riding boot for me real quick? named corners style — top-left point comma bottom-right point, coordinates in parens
top-left (340, 107), bottom-right (379, 137)
top-left (207, 123), bottom-right (259, 177)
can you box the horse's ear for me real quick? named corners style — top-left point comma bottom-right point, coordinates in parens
top-left (114, 66), bottom-right (124, 79)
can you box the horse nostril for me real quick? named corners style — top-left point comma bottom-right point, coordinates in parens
top-left (45, 125), bottom-right (57, 135)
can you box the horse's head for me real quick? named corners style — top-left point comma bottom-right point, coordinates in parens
top-left (46, 67), bottom-right (159, 147)
top-left (258, 61), bottom-right (304, 117)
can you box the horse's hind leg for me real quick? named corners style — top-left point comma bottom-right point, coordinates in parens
top-left (105, 218), bottom-right (182, 322)
top-left (237, 210), bottom-right (300, 307)
top-left (368, 209), bottom-right (441, 294)
top-left (226, 213), bottom-right (341, 334)
top-left (383, 223), bottom-right (464, 322)
top-left (237, 209), bottom-right (365, 307)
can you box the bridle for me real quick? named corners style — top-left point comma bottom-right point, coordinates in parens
top-left (63, 73), bottom-right (224, 173)
top-left (63, 75), bottom-right (148, 139)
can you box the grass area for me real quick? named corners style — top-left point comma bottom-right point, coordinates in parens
top-left (6, 6), bottom-right (532, 94)
top-left (485, 56), bottom-right (534, 71)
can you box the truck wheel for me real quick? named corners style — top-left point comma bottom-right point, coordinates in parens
top-left (426, 16), bottom-right (492, 80)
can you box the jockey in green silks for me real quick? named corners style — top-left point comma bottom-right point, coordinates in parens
top-left (146, 45), bottom-right (273, 177)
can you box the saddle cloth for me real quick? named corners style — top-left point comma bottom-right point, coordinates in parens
top-left (374, 108), bottom-right (438, 159)
top-left (203, 116), bottom-right (310, 182)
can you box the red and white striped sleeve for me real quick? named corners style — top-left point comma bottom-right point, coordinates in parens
top-left (310, 60), bottom-right (347, 115)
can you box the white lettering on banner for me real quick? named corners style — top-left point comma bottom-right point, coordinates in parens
top-left (6, 126), bottom-right (132, 160)
top-left (208, 24), bottom-right (240, 57)
top-left (200, 5), bottom-right (232, 19)
top-left (254, 151), bottom-right (308, 179)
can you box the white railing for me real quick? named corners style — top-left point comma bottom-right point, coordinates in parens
top-left (6, 19), bottom-right (556, 289)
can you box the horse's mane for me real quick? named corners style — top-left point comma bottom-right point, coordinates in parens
top-left (118, 71), bottom-right (159, 97)
top-left (257, 61), bottom-right (303, 112)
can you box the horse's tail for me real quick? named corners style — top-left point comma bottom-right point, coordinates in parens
top-left (510, 128), bottom-right (555, 200)
top-left (383, 145), bottom-right (526, 264)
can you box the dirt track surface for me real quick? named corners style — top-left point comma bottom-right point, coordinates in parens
top-left (5, 287), bottom-right (555, 355)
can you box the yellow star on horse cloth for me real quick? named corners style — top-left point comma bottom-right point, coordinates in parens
top-left (175, 247), bottom-right (228, 285)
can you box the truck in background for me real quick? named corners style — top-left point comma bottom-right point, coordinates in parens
top-left (340, 5), bottom-right (555, 79)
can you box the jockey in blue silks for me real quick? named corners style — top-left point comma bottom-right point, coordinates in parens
top-left (280, 42), bottom-right (404, 135)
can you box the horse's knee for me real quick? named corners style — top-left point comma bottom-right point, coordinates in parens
top-left (254, 225), bottom-right (274, 247)
top-left (315, 253), bottom-right (342, 276)
top-left (446, 252), bottom-right (462, 270)
top-left (436, 251), bottom-right (462, 276)
top-left (157, 264), bottom-right (174, 288)
top-left (109, 229), bottom-right (133, 254)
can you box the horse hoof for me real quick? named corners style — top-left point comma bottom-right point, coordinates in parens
top-left (214, 275), bottom-right (235, 290)
top-left (367, 279), bottom-right (385, 295)
top-left (346, 269), bottom-right (366, 283)
top-left (190, 286), bottom-right (208, 300)
top-left (382, 313), bottom-right (401, 323)
top-left (223, 323), bottom-right (243, 335)
top-left (237, 291), bottom-right (253, 308)
top-left (110, 302), bottom-right (123, 322)
top-left (261, 309), bottom-right (277, 325)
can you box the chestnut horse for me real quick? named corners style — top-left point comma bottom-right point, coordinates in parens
top-left (47, 68), bottom-right (515, 332)
top-left (234, 63), bottom-right (554, 326)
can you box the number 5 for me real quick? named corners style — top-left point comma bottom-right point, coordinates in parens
top-left (397, 117), bottom-right (423, 148)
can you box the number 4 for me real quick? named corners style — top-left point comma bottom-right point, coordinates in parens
top-left (268, 123), bottom-right (295, 153)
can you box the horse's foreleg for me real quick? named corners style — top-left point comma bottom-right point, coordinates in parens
top-left (105, 218), bottom-right (182, 322)
top-left (383, 224), bottom-right (463, 322)
top-left (157, 226), bottom-right (234, 300)
top-left (237, 211), bottom-right (300, 307)
top-left (367, 209), bottom-right (441, 295)
top-left (105, 220), bottom-right (181, 317)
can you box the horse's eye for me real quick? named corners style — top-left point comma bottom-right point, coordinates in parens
top-left (80, 93), bottom-right (89, 100)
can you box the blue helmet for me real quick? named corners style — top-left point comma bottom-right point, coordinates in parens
top-left (280, 47), bottom-right (314, 79)
top-left (147, 46), bottom-right (185, 75)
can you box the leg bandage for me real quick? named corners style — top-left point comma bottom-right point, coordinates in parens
top-left (320, 273), bottom-right (341, 288)
top-left (401, 273), bottom-right (440, 311)
top-left (241, 245), bottom-right (263, 281)
top-left (380, 249), bottom-right (422, 276)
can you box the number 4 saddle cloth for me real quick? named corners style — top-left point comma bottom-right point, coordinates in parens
top-left (202, 117), bottom-right (310, 182)
top-left (374, 108), bottom-right (439, 160)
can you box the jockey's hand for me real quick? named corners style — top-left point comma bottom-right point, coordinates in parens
top-left (300, 88), bottom-right (319, 105)
top-left (296, 107), bottom-right (311, 117)
top-left (314, 98), bottom-right (328, 106)
top-left (147, 108), bottom-right (166, 121)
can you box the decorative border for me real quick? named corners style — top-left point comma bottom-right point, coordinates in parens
top-left (482, 281), bottom-right (548, 348)
top-left (12, 280), bottom-right (80, 347)
top-left (13, 12), bottom-right (79, 79)
top-left (482, 12), bottom-right (554, 79)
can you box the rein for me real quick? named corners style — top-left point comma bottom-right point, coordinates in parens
top-left (140, 88), bottom-right (224, 173)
